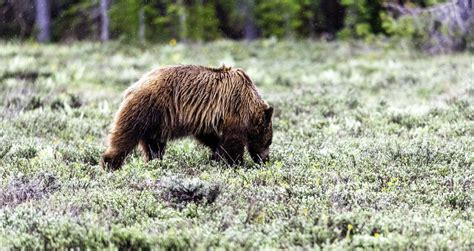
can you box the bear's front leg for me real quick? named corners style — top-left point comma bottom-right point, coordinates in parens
top-left (215, 136), bottom-right (244, 165)
top-left (195, 133), bottom-right (220, 160)
top-left (140, 139), bottom-right (167, 161)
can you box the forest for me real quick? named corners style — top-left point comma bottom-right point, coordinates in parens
top-left (0, 0), bottom-right (471, 49)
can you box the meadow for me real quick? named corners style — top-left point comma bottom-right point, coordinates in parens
top-left (0, 40), bottom-right (472, 249)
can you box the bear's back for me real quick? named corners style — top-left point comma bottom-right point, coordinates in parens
top-left (122, 64), bottom-right (266, 134)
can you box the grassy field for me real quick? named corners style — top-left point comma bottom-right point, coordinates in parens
top-left (0, 40), bottom-right (473, 249)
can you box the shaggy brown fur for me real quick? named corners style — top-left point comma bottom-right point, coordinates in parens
top-left (100, 65), bottom-right (273, 170)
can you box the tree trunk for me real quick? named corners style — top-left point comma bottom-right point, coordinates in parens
top-left (242, 0), bottom-right (258, 40)
top-left (321, 0), bottom-right (345, 35)
top-left (177, 0), bottom-right (187, 42)
top-left (308, 11), bottom-right (316, 38)
top-left (100, 0), bottom-right (109, 41)
top-left (138, 6), bottom-right (145, 42)
top-left (284, 12), bottom-right (292, 38)
top-left (35, 0), bottom-right (50, 43)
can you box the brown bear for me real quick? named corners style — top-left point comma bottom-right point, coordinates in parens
top-left (100, 64), bottom-right (273, 170)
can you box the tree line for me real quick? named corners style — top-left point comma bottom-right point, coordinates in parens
top-left (0, 0), bottom-right (469, 45)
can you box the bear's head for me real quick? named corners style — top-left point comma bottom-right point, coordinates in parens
top-left (248, 106), bottom-right (273, 164)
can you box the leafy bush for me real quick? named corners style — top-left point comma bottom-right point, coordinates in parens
top-left (157, 177), bottom-right (221, 207)
top-left (255, 0), bottom-right (301, 38)
top-left (339, 0), bottom-right (384, 38)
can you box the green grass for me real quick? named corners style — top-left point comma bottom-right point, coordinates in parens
top-left (0, 40), bottom-right (473, 249)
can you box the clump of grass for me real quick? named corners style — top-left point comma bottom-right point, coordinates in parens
top-left (0, 71), bottom-right (52, 82)
top-left (2, 140), bottom-right (38, 160)
top-left (56, 142), bottom-right (102, 165)
top-left (1, 82), bottom-right (83, 117)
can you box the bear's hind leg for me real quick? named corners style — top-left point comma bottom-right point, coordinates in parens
top-left (101, 131), bottom-right (140, 170)
top-left (100, 151), bottom-right (126, 171)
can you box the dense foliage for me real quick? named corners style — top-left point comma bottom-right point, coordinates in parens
top-left (0, 0), bottom-right (452, 42)
top-left (0, 40), bottom-right (472, 249)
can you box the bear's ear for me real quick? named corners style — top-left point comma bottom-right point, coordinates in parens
top-left (264, 107), bottom-right (273, 122)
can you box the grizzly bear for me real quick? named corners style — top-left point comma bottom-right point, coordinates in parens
top-left (100, 64), bottom-right (273, 170)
